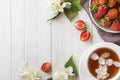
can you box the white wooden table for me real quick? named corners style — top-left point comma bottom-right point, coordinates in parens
top-left (0, 0), bottom-right (104, 80)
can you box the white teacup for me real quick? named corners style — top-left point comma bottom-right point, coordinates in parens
top-left (79, 42), bottom-right (120, 80)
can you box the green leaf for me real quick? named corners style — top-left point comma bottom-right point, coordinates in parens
top-left (47, 77), bottom-right (52, 80)
top-left (64, 55), bottom-right (78, 76)
top-left (90, 4), bottom-right (98, 13)
top-left (64, 0), bottom-right (81, 20)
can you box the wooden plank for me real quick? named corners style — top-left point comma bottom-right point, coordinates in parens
top-left (11, 0), bottom-right (25, 79)
top-left (52, 8), bottom-right (92, 78)
top-left (0, 0), bottom-right (11, 79)
top-left (25, 0), bottom-right (38, 68)
top-left (38, 0), bottom-right (52, 79)
top-left (91, 25), bottom-right (104, 44)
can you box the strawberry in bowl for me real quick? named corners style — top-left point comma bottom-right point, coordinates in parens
top-left (89, 0), bottom-right (120, 33)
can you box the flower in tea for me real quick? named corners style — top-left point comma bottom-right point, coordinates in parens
top-left (91, 53), bottom-right (99, 60)
top-left (106, 58), bottom-right (113, 66)
top-left (98, 57), bottom-right (106, 65)
top-left (90, 52), bottom-right (120, 79)
top-left (101, 52), bottom-right (110, 58)
top-left (113, 61), bottom-right (120, 67)
top-left (95, 65), bottom-right (109, 79)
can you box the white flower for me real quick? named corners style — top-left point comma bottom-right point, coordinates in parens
top-left (90, 53), bottom-right (99, 60)
top-left (53, 66), bottom-right (74, 80)
top-left (98, 57), bottom-right (105, 65)
top-left (17, 63), bottom-right (29, 74)
top-left (95, 65), bottom-right (109, 79)
top-left (62, 2), bottom-right (71, 9)
top-left (113, 61), bottom-right (120, 67)
top-left (64, 66), bottom-right (73, 75)
top-left (16, 62), bottom-right (41, 80)
top-left (53, 71), bottom-right (68, 80)
top-left (106, 58), bottom-right (113, 66)
top-left (101, 52), bottom-right (110, 58)
top-left (49, 0), bottom-right (71, 18)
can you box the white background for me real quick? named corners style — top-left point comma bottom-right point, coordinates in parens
top-left (0, 0), bottom-right (104, 80)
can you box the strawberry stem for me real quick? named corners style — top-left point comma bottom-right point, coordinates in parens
top-left (90, 4), bottom-right (98, 13)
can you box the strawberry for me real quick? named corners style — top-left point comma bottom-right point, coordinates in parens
top-left (74, 20), bottom-right (86, 30)
top-left (90, 0), bottom-right (99, 13)
top-left (118, 14), bottom-right (120, 21)
top-left (41, 62), bottom-right (51, 73)
top-left (95, 12), bottom-right (102, 19)
top-left (119, 7), bottom-right (120, 13)
top-left (80, 31), bottom-right (91, 41)
top-left (99, 0), bottom-right (107, 5)
top-left (92, 0), bottom-right (99, 5)
top-left (110, 22), bottom-right (120, 31)
top-left (106, 8), bottom-right (118, 19)
top-left (100, 17), bottom-right (112, 27)
top-left (94, 5), bottom-right (107, 19)
top-left (108, 0), bottom-right (117, 7)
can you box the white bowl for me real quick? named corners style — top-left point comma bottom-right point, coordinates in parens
top-left (79, 42), bottom-right (120, 80)
top-left (89, 0), bottom-right (120, 33)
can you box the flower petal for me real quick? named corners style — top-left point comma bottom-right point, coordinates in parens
top-left (62, 2), bottom-right (71, 9)
top-left (106, 59), bottom-right (113, 66)
top-left (96, 65), bottom-right (109, 79)
top-left (65, 66), bottom-right (73, 75)
top-left (98, 57), bottom-right (105, 65)
top-left (113, 61), bottom-right (120, 67)
top-left (59, 72), bottom-right (68, 80)
top-left (53, 72), bottom-right (60, 80)
top-left (102, 52), bottom-right (110, 58)
top-left (53, 71), bottom-right (68, 80)
top-left (90, 53), bottom-right (99, 60)
top-left (59, 7), bottom-right (64, 12)
top-left (20, 72), bottom-right (30, 79)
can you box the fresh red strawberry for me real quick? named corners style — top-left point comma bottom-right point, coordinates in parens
top-left (100, 17), bottom-right (112, 27)
top-left (110, 22), bottom-right (120, 31)
top-left (106, 8), bottom-right (118, 19)
top-left (108, 0), bottom-right (117, 8)
top-left (74, 20), bottom-right (86, 30)
top-left (80, 31), bottom-right (91, 41)
top-left (118, 14), bottom-right (120, 21)
top-left (98, 5), bottom-right (107, 14)
top-left (41, 62), bottom-right (51, 73)
top-left (94, 5), bottom-right (107, 19)
top-left (99, 0), bottom-right (107, 5)
top-left (91, 0), bottom-right (99, 5)
top-left (95, 12), bottom-right (102, 19)
top-left (90, 0), bottom-right (100, 13)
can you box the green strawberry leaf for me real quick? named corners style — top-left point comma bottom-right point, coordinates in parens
top-left (47, 77), bottom-right (52, 80)
top-left (64, 0), bottom-right (81, 20)
top-left (64, 55), bottom-right (78, 76)
top-left (90, 4), bottom-right (98, 13)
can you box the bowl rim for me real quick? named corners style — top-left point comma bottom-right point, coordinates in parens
top-left (88, 0), bottom-right (120, 33)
